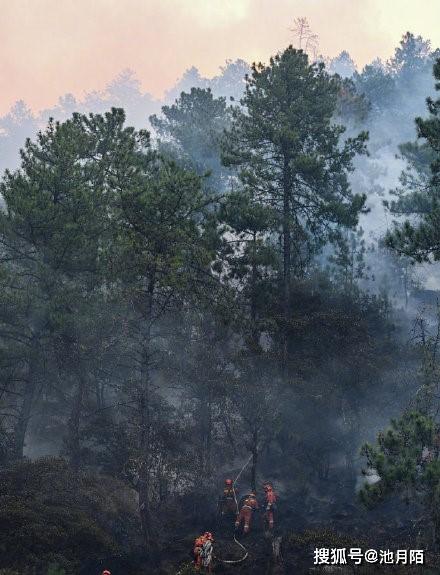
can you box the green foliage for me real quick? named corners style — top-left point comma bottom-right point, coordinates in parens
top-left (150, 87), bottom-right (231, 191)
top-left (353, 61), bottom-right (396, 113)
top-left (217, 189), bottom-right (277, 334)
top-left (359, 411), bottom-right (440, 527)
top-left (112, 154), bottom-right (213, 297)
top-left (388, 32), bottom-right (432, 80)
top-left (328, 227), bottom-right (368, 292)
top-left (223, 46), bottom-right (368, 270)
top-left (386, 58), bottom-right (440, 261)
top-left (336, 77), bottom-right (370, 125)
top-left (0, 39), bottom-right (429, 572)
top-left (275, 282), bottom-right (400, 484)
top-left (0, 458), bottom-right (139, 574)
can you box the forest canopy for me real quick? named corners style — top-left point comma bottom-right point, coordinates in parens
top-left (1, 30), bottom-right (440, 574)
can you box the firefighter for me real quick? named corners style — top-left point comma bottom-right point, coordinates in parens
top-left (200, 532), bottom-right (214, 573)
top-left (194, 532), bottom-right (214, 573)
top-left (235, 491), bottom-right (259, 534)
top-left (263, 482), bottom-right (277, 530)
top-left (194, 533), bottom-right (206, 571)
top-left (219, 478), bottom-right (236, 516)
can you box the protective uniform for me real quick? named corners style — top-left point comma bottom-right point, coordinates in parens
top-left (235, 492), bottom-right (259, 534)
top-left (194, 532), bottom-right (214, 573)
top-left (263, 483), bottom-right (277, 529)
top-left (220, 478), bottom-right (236, 515)
top-left (200, 532), bottom-right (214, 573)
top-left (194, 534), bottom-right (206, 571)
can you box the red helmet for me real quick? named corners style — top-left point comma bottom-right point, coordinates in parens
top-left (102, 571), bottom-right (111, 575)
top-left (204, 531), bottom-right (213, 540)
top-left (263, 482), bottom-right (273, 491)
top-left (225, 478), bottom-right (233, 486)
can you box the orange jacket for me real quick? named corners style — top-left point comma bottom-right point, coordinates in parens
top-left (265, 489), bottom-right (277, 506)
top-left (241, 494), bottom-right (259, 510)
top-left (223, 486), bottom-right (235, 500)
top-left (194, 535), bottom-right (205, 553)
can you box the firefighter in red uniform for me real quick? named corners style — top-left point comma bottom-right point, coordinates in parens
top-left (219, 478), bottom-right (236, 516)
top-left (201, 532), bottom-right (214, 573)
top-left (235, 491), bottom-right (259, 534)
top-left (194, 533), bottom-right (206, 570)
top-left (194, 532), bottom-right (214, 572)
top-left (263, 482), bottom-right (277, 530)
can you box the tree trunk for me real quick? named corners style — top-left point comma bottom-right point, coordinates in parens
top-left (201, 395), bottom-right (213, 478)
top-left (13, 374), bottom-right (36, 458)
top-left (94, 376), bottom-right (105, 411)
top-left (138, 274), bottom-right (155, 554)
top-left (13, 338), bottom-right (39, 459)
top-left (282, 156), bottom-right (292, 376)
top-left (68, 368), bottom-right (86, 471)
top-left (138, 351), bottom-right (153, 553)
top-left (250, 429), bottom-right (259, 491)
top-left (221, 410), bottom-right (237, 456)
top-left (250, 231), bottom-right (259, 346)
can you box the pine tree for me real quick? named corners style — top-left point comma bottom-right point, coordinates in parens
top-left (223, 46), bottom-right (367, 371)
top-left (0, 111), bottom-right (125, 462)
top-left (386, 59), bottom-right (440, 261)
top-left (108, 144), bottom-right (217, 550)
top-left (150, 87), bottom-right (231, 192)
top-left (360, 410), bottom-right (440, 542)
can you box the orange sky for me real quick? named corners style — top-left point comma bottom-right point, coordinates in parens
top-left (1, 0), bottom-right (440, 114)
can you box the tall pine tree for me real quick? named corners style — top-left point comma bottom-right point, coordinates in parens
top-left (223, 46), bottom-right (367, 372)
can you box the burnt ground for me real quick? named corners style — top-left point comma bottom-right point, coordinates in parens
top-left (164, 495), bottom-right (440, 575)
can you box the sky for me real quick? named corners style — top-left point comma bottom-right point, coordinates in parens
top-left (1, 0), bottom-right (440, 114)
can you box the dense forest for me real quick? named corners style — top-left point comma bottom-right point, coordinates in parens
top-left (3, 25), bottom-right (440, 574)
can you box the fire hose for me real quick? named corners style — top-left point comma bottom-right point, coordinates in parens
top-left (217, 454), bottom-right (253, 565)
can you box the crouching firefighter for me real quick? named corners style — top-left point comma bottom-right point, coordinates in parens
top-left (194, 532), bottom-right (214, 573)
top-left (235, 492), bottom-right (259, 534)
top-left (263, 482), bottom-right (277, 530)
top-left (219, 478), bottom-right (237, 516)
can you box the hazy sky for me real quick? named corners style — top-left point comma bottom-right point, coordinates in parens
top-left (1, 0), bottom-right (440, 114)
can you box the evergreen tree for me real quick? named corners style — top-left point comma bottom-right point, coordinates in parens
top-left (360, 411), bottom-right (440, 542)
top-left (328, 227), bottom-right (368, 293)
top-left (353, 60), bottom-right (396, 114)
top-left (0, 110), bottom-right (125, 462)
top-left (107, 141), bottom-right (218, 549)
top-left (223, 46), bottom-right (368, 370)
top-left (329, 51), bottom-right (356, 78)
top-left (150, 88), bottom-right (231, 192)
top-left (218, 190), bottom-right (277, 345)
top-left (388, 32), bottom-right (432, 82)
top-left (386, 59), bottom-right (440, 261)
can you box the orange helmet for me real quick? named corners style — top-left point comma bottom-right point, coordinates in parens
top-left (225, 478), bottom-right (233, 486)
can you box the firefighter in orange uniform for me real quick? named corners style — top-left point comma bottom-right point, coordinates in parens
top-left (235, 492), bottom-right (259, 534)
top-left (263, 482), bottom-right (277, 530)
top-left (219, 478), bottom-right (236, 516)
top-left (194, 533), bottom-right (205, 570)
top-left (194, 532), bottom-right (214, 572)
top-left (200, 532), bottom-right (214, 573)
